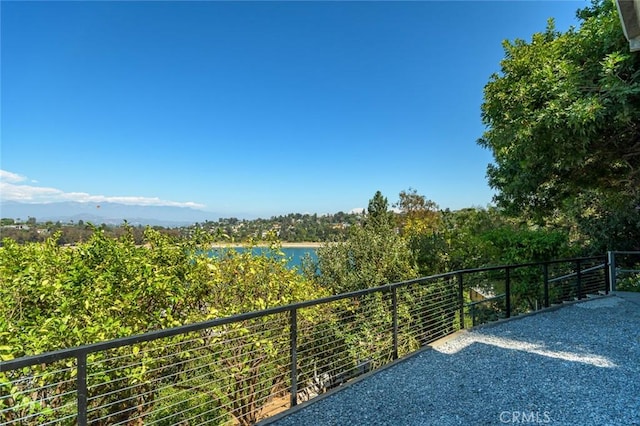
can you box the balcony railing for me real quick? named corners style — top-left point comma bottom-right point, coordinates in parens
top-left (608, 251), bottom-right (640, 291)
top-left (0, 255), bottom-right (618, 425)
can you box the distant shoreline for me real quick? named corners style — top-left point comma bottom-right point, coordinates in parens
top-left (210, 242), bottom-right (327, 248)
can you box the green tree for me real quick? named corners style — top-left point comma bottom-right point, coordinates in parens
top-left (392, 189), bottom-right (444, 276)
top-left (395, 188), bottom-right (441, 236)
top-left (307, 193), bottom-right (419, 382)
top-left (313, 192), bottom-right (415, 294)
top-left (0, 228), bottom-right (326, 425)
top-left (563, 190), bottom-right (640, 252)
top-left (365, 190), bottom-right (394, 231)
top-left (478, 0), bottom-right (640, 248)
top-left (314, 224), bottom-right (416, 294)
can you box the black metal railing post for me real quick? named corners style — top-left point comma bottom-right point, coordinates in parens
top-left (289, 308), bottom-right (298, 408)
top-left (576, 260), bottom-right (583, 300)
top-left (608, 251), bottom-right (616, 292)
top-left (77, 351), bottom-right (88, 426)
top-left (543, 263), bottom-right (550, 308)
top-left (457, 273), bottom-right (465, 329)
top-left (604, 254), bottom-right (610, 294)
top-left (392, 287), bottom-right (398, 360)
top-left (505, 267), bottom-right (511, 319)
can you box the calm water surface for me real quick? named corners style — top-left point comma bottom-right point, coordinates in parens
top-left (210, 247), bottom-right (318, 272)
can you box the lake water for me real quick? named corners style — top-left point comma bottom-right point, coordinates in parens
top-left (210, 247), bottom-right (318, 272)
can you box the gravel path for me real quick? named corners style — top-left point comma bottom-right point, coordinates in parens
top-left (267, 294), bottom-right (640, 426)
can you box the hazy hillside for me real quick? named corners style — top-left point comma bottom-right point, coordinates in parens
top-left (0, 201), bottom-right (216, 227)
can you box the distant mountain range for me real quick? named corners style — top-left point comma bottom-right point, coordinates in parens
top-left (0, 201), bottom-right (218, 227)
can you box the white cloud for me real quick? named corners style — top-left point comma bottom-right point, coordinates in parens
top-left (0, 170), bottom-right (27, 184)
top-left (0, 169), bottom-right (205, 209)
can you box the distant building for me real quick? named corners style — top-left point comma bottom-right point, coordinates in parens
top-left (1, 224), bottom-right (30, 231)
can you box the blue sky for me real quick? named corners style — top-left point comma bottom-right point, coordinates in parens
top-left (1, 1), bottom-right (585, 219)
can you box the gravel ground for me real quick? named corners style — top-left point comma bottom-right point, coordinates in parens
top-left (267, 294), bottom-right (640, 426)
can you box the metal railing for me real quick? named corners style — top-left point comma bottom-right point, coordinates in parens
top-left (1, 256), bottom-right (609, 425)
top-left (608, 251), bottom-right (640, 291)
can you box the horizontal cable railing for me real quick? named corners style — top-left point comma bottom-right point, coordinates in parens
top-left (608, 251), bottom-right (640, 291)
top-left (1, 255), bottom-right (611, 425)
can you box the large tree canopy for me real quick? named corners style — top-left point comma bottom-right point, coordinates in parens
top-left (478, 0), bottom-right (640, 220)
